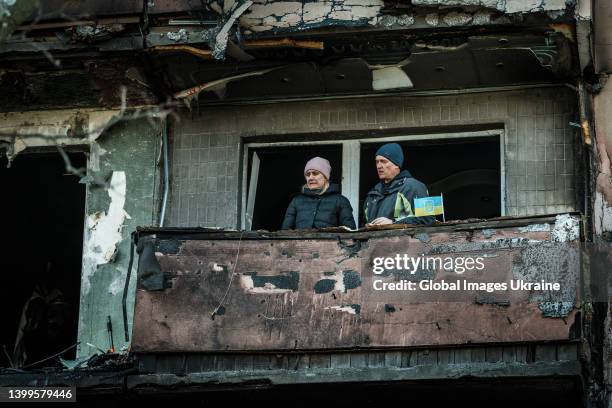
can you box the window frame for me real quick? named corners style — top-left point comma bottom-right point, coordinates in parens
top-left (241, 129), bottom-right (506, 230)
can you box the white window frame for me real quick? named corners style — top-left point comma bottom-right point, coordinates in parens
top-left (241, 130), bottom-right (506, 230)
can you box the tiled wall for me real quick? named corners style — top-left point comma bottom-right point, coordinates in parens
top-left (167, 87), bottom-right (579, 227)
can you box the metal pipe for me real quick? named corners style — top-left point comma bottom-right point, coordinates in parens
top-left (159, 118), bottom-right (170, 227)
top-left (189, 83), bottom-right (567, 108)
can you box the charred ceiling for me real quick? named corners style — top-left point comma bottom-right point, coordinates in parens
top-left (0, 0), bottom-right (578, 110)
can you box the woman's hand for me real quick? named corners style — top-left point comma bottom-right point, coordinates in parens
top-left (367, 217), bottom-right (393, 226)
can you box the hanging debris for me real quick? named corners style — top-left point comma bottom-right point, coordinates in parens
top-left (210, 0), bottom-right (253, 60)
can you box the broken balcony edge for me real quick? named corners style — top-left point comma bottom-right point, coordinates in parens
top-left (135, 212), bottom-right (582, 240)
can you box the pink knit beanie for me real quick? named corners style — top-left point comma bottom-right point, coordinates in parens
top-left (304, 157), bottom-right (331, 180)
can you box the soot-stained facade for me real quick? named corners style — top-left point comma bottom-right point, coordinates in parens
top-left (0, 0), bottom-right (610, 406)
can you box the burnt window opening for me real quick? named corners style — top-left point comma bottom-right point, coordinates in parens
top-left (359, 136), bottom-right (501, 225)
top-left (245, 145), bottom-right (343, 231)
top-left (0, 152), bottom-right (85, 369)
top-left (243, 133), bottom-right (503, 231)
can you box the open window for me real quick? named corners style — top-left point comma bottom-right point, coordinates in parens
top-left (242, 131), bottom-right (504, 230)
top-left (359, 136), bottom-right (501, 224)
top-left (245, 145), bottom-right (343, 231)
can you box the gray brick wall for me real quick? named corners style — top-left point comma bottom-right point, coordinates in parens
top-left (167, 87), bottom-right (579, 227)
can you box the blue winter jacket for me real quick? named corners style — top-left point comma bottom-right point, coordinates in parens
top-left (364, 169), bottom-right (435, 225)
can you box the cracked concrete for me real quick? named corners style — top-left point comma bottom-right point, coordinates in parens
top-left (237, 0), bottom-right (564, 33)
top-left (0, 109), bottom-right (120, 163)
top-left (412, 0), bottom-right (570, 14)
top-left (241, 0), bottom-right (384, 32)
top-left (443, 11), bottom-right (473, 26)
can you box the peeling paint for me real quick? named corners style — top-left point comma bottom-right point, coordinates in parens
top-left (0, 109), bottom-right (119, 162)
top-left (167, 28), bottom-right (189, 42)
top-left (396, 14), bottom-right (415, 26)
top-left (88, 142), bottom-right (106, 172)
top-left (134, 227), bottom-right (581, 352)
top-left (412, 0), bottom-right (498, 8)
top-left (241, 0), bottom-right (384, 32)
top-left (551, 214), bottom-right (580, 242)
top-left (337, 239), bottom-right (364, 259)
top-left (518, 224), bottom-right (551, 233)
top-left (539, 301), bottom-right (574, 317)
top-left (429, 236), bottom-right (541, 254)
top-left (412, 0), bottom-right (569, 14)
top-left (211, 263), bottom-right (226, 272)
top-left (482, 229), bottom-right (496, 238)
top-left (313, 270), bottom-right (354, 293)
top-left (443, 12), bottom-right (473, 26)
top-left (594, 193), bottom-right (612, 235)
top-left (235, 0), bottom-right (534, 32)
top-left (425, 13), bottom-right (439, 26)
top-left (378, 14), bottom-right (414, 27)
top-left (512, 242), bottom-right (579, 317)
top-left (342, 270), bottom-right (362, 290)
top-left (378, 15), bottom-right (396, 27)
top-left (324, 304), bottom-right (360, 314)
top-left (508, 0), bottom-right (567, 14)
top-left (241, 271), bottom-right (299, 293)
top-left (108, 270), bottom-right (126, 295)
top-left (415, 233), bottom-right (431, 243)
top-left (82, 171), bottom-right (130, 295)
top-left (314, 278), bottom-right (336, 294)
top-left (472, 10), bottom-right (492, 24)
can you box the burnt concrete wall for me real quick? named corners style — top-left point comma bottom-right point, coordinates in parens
top-left (168, 87), bottom-right (579, 228)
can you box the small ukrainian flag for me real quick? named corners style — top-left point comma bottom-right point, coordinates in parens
top-left (414, 195), bottom-right (445, 222)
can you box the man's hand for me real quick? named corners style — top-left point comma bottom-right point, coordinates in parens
top-left (367, 217), bottom-right (393, 226)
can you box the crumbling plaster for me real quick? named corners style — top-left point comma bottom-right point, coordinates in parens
top-left (77, 118), bottom-right (159, 358)
top-left (0, 109), bottom-right (120, 163)
top-left (241, 0), bottom-right (384, 32)
top-left (592, 79), bottom-right (612, 236)
top-left (0, 109), bottom-right (160, 359)
top-left (411, 0), bottom-right (570, 14)
top-left (237, 0), bottom-right (571, 32)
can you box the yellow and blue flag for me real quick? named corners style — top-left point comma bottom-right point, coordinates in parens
top-left (414, 195), bottom-right (444, 218)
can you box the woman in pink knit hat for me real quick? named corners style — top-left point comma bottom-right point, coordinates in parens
top-left (281, 157), bottom-right (355, 230)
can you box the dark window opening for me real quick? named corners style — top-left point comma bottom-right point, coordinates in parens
top-left (359, 136), bottom-right (501, 226)
top-left (0, 152), bottom-right (85, 368)
top-left (247, 145), bottom-right (342, 231)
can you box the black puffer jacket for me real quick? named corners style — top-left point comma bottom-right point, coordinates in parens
top-left (281, 183), bottom-right (356, 230)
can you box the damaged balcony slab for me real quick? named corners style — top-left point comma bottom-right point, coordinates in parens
top-left (131, 214), bottom-right (582, 353)
top-left (0, 343), bottom-right (580, 392)
top-left (126, 361), bottom-right (581, 390)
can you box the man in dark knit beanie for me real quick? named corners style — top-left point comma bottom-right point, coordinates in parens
top-left (363, 143), bottom-right (434, 226)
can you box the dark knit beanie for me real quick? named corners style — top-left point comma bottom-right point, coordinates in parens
top-left (375, 143), bottom-right (404, 168)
